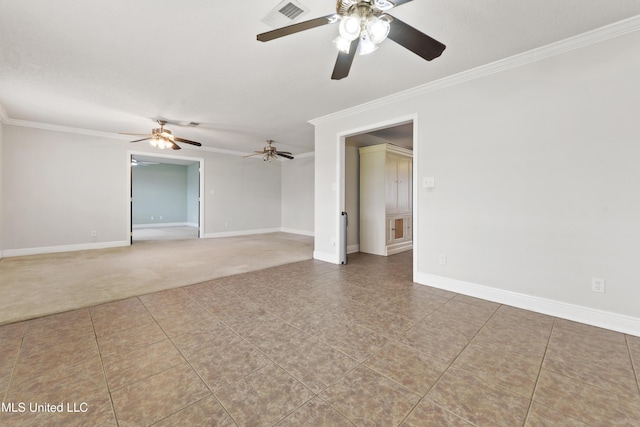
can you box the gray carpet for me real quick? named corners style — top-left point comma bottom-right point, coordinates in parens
top-left (0, 232), bottom-right (313, 326)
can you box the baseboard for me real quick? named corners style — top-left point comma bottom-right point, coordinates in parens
top-left (133, 222), bottom-right (195, 229)
top-left (313, 250), bottom-right (340, 264)
top-left (3, 240), bottom-right (130, 258)
top-left (203, 228), bottom-right (282, 238)
top-left (416, 272), bottom-right (640, 337)
top-left (386, 241), bottom-right (413, 255)
top-left (280, 227), bottom-right (315, 237)
top-left (347, 244), bottom-right (360, 254)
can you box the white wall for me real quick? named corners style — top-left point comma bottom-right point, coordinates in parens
top-left (0, 120), bottom-right (4, 258)
top-left (204, 153), bottom-right (281, 236)
top-left (344, 144), bottom-right (359, 251)
top-left (2, 125), bottom-right (285, 254)
top-left (280, 154), bottom-right (314, 235)
top-left (3, 126), bottom-right (128, 252)
top-left (187, 163), bottom-right (199, 226)
top-left (312, 27), bottom-right (640, 334)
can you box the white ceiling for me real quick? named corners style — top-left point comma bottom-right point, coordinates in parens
top-left (1, 1), bottom-right (639, 155)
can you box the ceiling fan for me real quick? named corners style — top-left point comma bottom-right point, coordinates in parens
top-left (120, 120), bottom-right (202, 150)
top-left (244, 140), bottom-right (295, 161)
top-left (257, 0), bottom-right (446, 80)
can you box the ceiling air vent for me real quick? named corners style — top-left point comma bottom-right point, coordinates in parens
top-left (261, 0), bottom-right (309, 28)
top-left (279, 2), bottom-right (305, 19)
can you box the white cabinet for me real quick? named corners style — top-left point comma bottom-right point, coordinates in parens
top-left (360, 144), bottom-right (413, 256)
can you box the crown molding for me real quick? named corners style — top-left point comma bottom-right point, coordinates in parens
top-left (2, 116), bottom-right (130, 139)
top-left (0, 113), bottom-right (259, 157)
top-left (0, 111), bottom-right (308, 158)
top-left (310, 14), bottom-right (640, 126)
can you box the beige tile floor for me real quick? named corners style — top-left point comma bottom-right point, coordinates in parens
top-left (1, 251), bottom-right (639, 426)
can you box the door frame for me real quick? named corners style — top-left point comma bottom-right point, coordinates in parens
top-left (127, 150), bottom-right (205, 244)
top-left (336, 114), bottom-right (418, 278)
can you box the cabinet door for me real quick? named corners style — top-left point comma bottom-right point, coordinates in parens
top-left (385, 156), bottom-right (398, 212)
top-left (396, 157), bottom-right (411, 212)
top-left (387, 216), bottom-right (406, 244)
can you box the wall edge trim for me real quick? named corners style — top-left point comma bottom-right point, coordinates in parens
top-left (416, 272), bottom-right (640, 337)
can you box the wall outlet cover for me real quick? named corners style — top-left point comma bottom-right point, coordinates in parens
top-left (592, 277), bottom-right (605, 293)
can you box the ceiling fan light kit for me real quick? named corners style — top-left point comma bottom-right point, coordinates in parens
top-left (333, 4), bottom-right (390, 55)
top-left (257, 0), bottom-right (446, 79)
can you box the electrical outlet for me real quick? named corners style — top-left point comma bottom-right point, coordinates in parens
top-left (592, 278), bottom-right (605, 293)
top-left (439, 254), bottom-right (447, 265)
top-left (91, 231), bottom-right (97, 237)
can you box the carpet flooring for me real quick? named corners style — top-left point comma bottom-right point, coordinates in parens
top-left (0, 232), bottom-right (313, 326)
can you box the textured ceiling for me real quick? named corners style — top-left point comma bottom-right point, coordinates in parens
top-left (1, 1), bottom-right (639, 155)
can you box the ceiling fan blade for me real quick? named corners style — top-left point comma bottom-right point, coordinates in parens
top-left (277, 151), bottom-right (292, 155)
top-left (390, 0), bottom-right (414, 7)
top-left (120, 132), bottom-right (152, 137)
top-left (174, 136), bottom-right (202, 147)
top-left (243, 153), bottom-right (263, 158)
top-left (277, 153), bottom-right (295, 160)
top-left (171, 143), bottom-right (182, 150)
top-left (331, 38), bottom-right (359, 80)
top-left (130, 138), bottom-right (152, 143)
top-left (387, 15), bottom-right (446, 61)
top-left (257, 14), bottom-right (337, 42)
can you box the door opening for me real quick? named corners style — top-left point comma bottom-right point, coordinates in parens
top-left (129, 153), bottom-right (204, 243)
top-left (343, 121), bottom-right (414, 261)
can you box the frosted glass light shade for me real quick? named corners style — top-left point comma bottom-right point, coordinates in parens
top-left (339, 15), bottom-right (361, 41)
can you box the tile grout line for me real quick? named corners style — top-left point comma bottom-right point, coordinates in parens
top-left (521, 316), bottom-right (557, 427)
top-left (88, 307), bottom-right (120, 427)
top-left (184, 280), bottom-right (353, 426)
top-left (0, 322), bottom-right (27, 417)
top-left (624, 334), bottom-right (640, 397)
top-left (396, 301), bottom-right (504, 427)
top-left (137, 292), bottom-right (241, 426)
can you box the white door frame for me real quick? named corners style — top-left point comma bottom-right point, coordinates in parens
top-left (335, 113), bottom-right (418, 279)
top-left (127, 150), bottom-right (205, 244)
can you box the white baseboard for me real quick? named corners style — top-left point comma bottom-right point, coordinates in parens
top-left (347, 244), bottom-right (360, 254)
top-left (416, 272), bottom-right (640, 337)
top-left (203, 228), bottom-right (282, 239)
top-left (313, 250), bottom-right (340, 264)
top-left (280, 227), bottom-right (315, 237)
top-left (386, 241), bottom-right (413, 255)
top-left (3, 241), bottom-right (130, 258)
top-left (133, 222), bottom-right (195, 229)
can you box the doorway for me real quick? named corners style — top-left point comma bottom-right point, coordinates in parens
top-left (129, 153), bottom-right (204, 243)
top-left (343, 121), bottom-right (414, 259)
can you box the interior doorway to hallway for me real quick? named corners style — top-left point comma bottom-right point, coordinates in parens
top-left (129, 153), bottom-right (204, 243)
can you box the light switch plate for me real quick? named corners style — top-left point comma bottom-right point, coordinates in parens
top-left (424, 176), bottom-right (435, 189)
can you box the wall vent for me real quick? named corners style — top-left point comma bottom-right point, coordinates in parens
top-left (261, 0), bottom-right (309, 28)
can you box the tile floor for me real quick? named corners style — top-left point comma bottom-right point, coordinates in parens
top-left (1, 252), bottom-right (639, 426)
